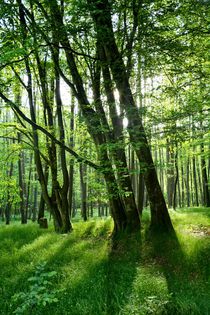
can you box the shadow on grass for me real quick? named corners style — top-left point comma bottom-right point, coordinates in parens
top-left (106, 232), bottom-right (142, 315)
top-left (0, 220), bottom-right (142, 315)
top-left (148, 229), bottom-right (210, 314)
top-left (0, 227), bottom-right (95, 315)
top-left (38, 229), bottom-right (142, 315)
top-left (0, 223), bottom-right (48, 251)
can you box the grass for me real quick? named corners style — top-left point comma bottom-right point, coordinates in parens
top-left (0, 208), bottom-right (209, 315)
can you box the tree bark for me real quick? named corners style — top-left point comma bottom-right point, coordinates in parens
top-left (173, 145), bottom-right (178, 210)
top-left (192, 154), bottom-right (199, 207)
top-left (54, 49), bottom-right (72, 232)
top-left (88, 0), bottom-right (173, 232)
top-left (79, 163), bottom-right (88, 221)
top-left (166, 139), bottom-right (175, 208)
top-left (68, 93), bottom-right (75, 218)
top-left (200, 142), bottom-right (210, 207)
top-left (47, 0), bottom-right (128, 233)
top-left (18, 133), bottom-right (27, 224)
top-left (5, 160), bottom-right (14, 225)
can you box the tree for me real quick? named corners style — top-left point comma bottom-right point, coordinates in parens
top-left (0, 0), bottom-right (209, 235)
top-left (87, 0), bottom-right (173, 232)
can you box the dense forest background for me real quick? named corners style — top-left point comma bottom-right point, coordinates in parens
top-left (0, 0), bottom-right (209, 233)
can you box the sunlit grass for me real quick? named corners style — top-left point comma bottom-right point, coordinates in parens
top-left (0, 208), bottom-right (209, 314)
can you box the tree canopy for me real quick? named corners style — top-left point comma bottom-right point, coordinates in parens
top-left (0, 0), bottom-right (209, 234)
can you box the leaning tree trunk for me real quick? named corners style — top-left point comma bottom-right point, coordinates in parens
top-left (101, 55), bottom-right (140, 228)
top-left (88, 0), bottom-right (174, 232)
top-left (94, 52), bottom-right (140, 231)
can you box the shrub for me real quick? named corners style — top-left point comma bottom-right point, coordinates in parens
top-left (11, 261), bottom-right (60, 315)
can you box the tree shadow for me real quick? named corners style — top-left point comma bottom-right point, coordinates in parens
top-left (0, 223), bottom-right (47, 250)
top-left (20, 228), bottom-right (109, 315)
top-left (34, 229), bottom-right (142, 315)
top-left (0, 233), bottom-right (57, 314)
top-left (148, 229), bottom-right (210, 314)
top-left (106, 232), bottom-right (142, 314)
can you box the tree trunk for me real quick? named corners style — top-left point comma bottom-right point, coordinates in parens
top-left (137, 172), bottom-right (144, 216)
top-left (192, 154), bottom-right (199, 207)
top-left (89, 0), bottom-right (173, 232)
top-left (47, 0), bottom-right (127, 233)
top-left (181, 157), bottom-right (185, 207)
top-left (18, 133), bottom-right (27, 224)
top-left (68, 92), bottom-right (75, 218)
top-left (32, 178), bottom-right (38, 222)
top-left (166, 139), bottom-right (175, 208)
top-left (5, 161), bottom-right (14, 225)
top-left (173, 145), bottom-right (178, 210)
top-left (37, 164), bottom-right (48, 221)
top-left (101, 54), bottom-right (140, 230)
top-left (186, 158), bottom-right (190, 207)
top-left (25, 153), bottom-right (33, 218)
top-left (54, 52), bottom-right (72, 232)
top-left (200, 142), bottom-right (210, 207)
top-left (79, 163), bottom-right (88, 221)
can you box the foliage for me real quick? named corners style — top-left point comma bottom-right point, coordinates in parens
top-left (11, 261), bottom-right (59, 315)
top-left (0, 0), bottom-right (209, 226)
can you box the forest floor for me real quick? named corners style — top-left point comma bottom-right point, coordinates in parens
top-left (0, 207), bottom-right (210, 315)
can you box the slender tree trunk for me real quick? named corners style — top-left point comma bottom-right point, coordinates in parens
top-left (137, 173), bottom-right (144, 216)
top-left (37, 165), bottom-right (48, 220)
top-left (173, 145), bottom-right (178, 210)
top-left (159, 147), bottom-right (164, 193)
top-left (186, 158), bottom-right (190, 207)
top-left (5, 161), bottom-right (14, 225)
top-left (177, 166), bottom-right (181, 209)
top-left (54, 53), bottom-right (72, 232)
top-left (181, 158), bottom-right (185, 207)
top-left (200, 142), bottom-right (210, 207)
top-left (189, 159), bottom-right (194, 205)
top-left (197, 158), bottom-right (204, 205)
top-left (18, 133), bottom-right (27, 224)
top-left (17, 0), bottom-right (63, 231)
top-left (79, 163), bottom-right (88, 221)
top-left (32, 178), bottom-right (38, 222)
top-left (25, 153), bottom-right (33, 218)
top-left (192, 154), bottom-right (199, 207)
top-left (166, 139), bottom-right (175, 208)
top-left (68, 93), bottom-right (75, 218)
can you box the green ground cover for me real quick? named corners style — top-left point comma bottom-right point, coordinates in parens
top-left (0, 208), bottom-right (209, 315)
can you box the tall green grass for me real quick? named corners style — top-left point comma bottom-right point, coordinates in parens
top-left (0, 208), bottom-right (209, 314)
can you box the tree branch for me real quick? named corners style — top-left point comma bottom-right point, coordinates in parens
top-left (0, 92), bottom-right (100, 170)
